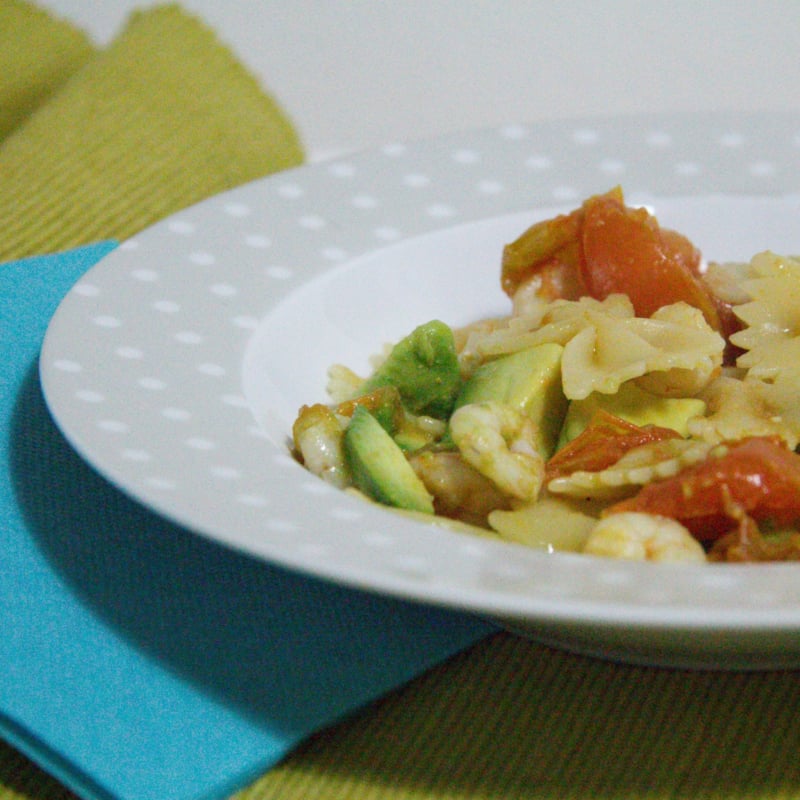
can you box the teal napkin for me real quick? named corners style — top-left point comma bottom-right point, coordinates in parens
top-left (0, 242), bottom-right (494, 800)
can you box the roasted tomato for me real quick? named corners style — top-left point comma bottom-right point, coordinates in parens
top-left (580, 193), bottom-right (720, 329)
top-left (545, 410), bottom-right (682, 482)
top-left (606, 436), bottom-right (800, 541)
top-left (501, 187), bottom-right (722, 331)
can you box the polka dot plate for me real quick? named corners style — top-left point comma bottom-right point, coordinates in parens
top-left (40, 112), bottom-right (800, 669)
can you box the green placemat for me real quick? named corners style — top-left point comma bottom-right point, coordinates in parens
top-left (0, 0), bottom-right (95, 140)
top-left (0, 2), bottom-right (302, 259)
top-left (3, 4), bottom-right (800, 800)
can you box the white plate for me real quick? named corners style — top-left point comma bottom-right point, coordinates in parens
top-left (41, 112), bottom-right (800, 670)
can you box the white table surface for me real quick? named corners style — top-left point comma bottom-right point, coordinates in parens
top-left (38, 1), bottom-right (800, 162)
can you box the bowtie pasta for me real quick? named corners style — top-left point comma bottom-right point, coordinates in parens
top-left (292, 188), bottom-right (800, 564)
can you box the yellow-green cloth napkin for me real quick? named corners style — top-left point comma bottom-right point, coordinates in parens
top-left (4, 4), bottom-right (800, 800)
top-left (0, 0), bottom-right (95, 140)
top-left (0, 2), bottom-right (302, 259)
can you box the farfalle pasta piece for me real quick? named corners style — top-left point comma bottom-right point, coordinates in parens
top-left (730, 251), bottom-right (800, 381)
top-left (688, 374), bottom-right (800, 450)
top-left (558, 299), bottom-right (724, 400)
top-left (547, 438), bottom-right (713, 500)
top-left (462, 294), bottom-right (724, 401)
top-left (460, 294), bottom-right (632, 362)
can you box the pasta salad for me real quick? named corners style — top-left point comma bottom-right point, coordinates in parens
top-left (291, 187), bottom-right (800, 563)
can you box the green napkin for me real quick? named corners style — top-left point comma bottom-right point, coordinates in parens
top-left (0, 2), bottom-right (302, 259)
top-left (4, 4), bottom-right (800, 800)
top-left (0, 0), bottom-right (95, 140)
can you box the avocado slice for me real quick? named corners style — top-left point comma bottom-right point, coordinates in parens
top-left (557, 380), bottom-right (706, 448)
top-left (455, 343), bottom-right (567, 458)
top-left (344, 405), bottom-right (434, 513)
top-left (360, 320), bottom-right (461, 419)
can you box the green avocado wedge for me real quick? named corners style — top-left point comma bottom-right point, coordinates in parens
top-left (455, 342), bottom-right (567, 458)
top-left (360, 320), bottom-right (461, 419)
top-left (558, 380), bottom-right (707, 448)
top-left (343, 405), bottom-right (435, 514)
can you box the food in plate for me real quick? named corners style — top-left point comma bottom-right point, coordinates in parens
top-left (291, 187), bottom-right (800, 563)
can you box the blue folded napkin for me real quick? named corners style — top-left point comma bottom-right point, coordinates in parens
top-left (0, 242), bottom-right (495, 800)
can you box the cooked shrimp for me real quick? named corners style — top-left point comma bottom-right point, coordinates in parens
top-left (408, 450), bottom-right (511, 526)
top-left (449, 401), bottom-right (545, 501)
top-left (292, 404), bottom-right (350, 488)
top-left (583, 512), bottom-right (707, 563)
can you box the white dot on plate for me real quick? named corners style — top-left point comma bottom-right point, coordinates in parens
top-left (329, 506), bottom-right (363, 522)
top-left (224, 202), bottom-right (251, 217)
top-left (120, 239), bottom-right (140, 251)
top-left (138, 377), bottom-right (166, 391)
top-left (382, 142), bottom-right (407, 157)
top-left (302, 479), bottom-right (335, 496)
top-left (174, 331), bottom-right (204, 345)
top-left (197, 362), bottom-right (226, 377)
top-left (675, 161), bottom-right (702, 176)
top-left (328, 162), bottom-right (356, 178)
top-left (298, 214), bottom-right (327, 230)
top-left (53, 359), bottom-right (82, 373)
top-left (646, 131), bottom-right (672, 148)
top-left (749, 160), bottom-right (776, 177)
top-left (72, 282), bottom-right (100, 297)
top-left (131, 269), bottom-right (159, 282)
top-left (265, 265), bottom-right (294, 280)
top-left (167, 220), bottom-right (196, 235)
top-left (320, 246), bottom-right (347, 261)
top-left (210, 283), bottom-right (238, 297)
top-left (719, 131), bottom-right (745, 148)
top-left (294, 542), bottom-right (328, 560)
top-left (272, 453), bottom-right (298, 470)
top-left (97, 419), bottom-right (129, 433)
top-left (403, 173), bottom-right (431, 188)
top-left (244, 234), bottom-right (271, 249)
top-left (267, 518), bottom-right (298, 533)
top-left (374, 226), bottom-right (401, 241)
top-left (389, 554), bottom-right (430, 578)
top-left (152, 300), bottom-right (180, 313)
top-left (599, 158), bottom-right (625, 174)
top-left (426, 203), bottom-right (456, 219)
top-left (525, 155), bottom-right (553, 170)
top-left (232, 315), bottom-right (260, 330)
top-left (277, 183), bottom-right (304, 199)
top-left (500, 124), bottom-right (528, 140)
top-left (122, 449), bottom-right (151, 462)
top-left (93, 315), bottom-right (122, 328)
top-left (145, 477), bottom-right (176, 491)
top-left (75, 389), bottom-right (104, 403)
top-left (186, 437), bottom-right (216, 451)
top-left (362, 530), bottom-right (395, 548)
top-left (189, 251), bottom-right (215, 266)
top-left (552, 185), bottom-right (579, 201)
top-left (222, 394), bottom-right (249, 409)
top-left (161, 407), bottom-right (191, 421)
top-left (352, 194), bottom-right (378, 209)
top-left (210, 465), bottom-right (240, 480)
top-left (476, 179), bottom-right (504, 194)
top-left (452, 148), bottom-right (480, 164)
top-left (238, 493), bottom-right (269, 507)
top-left (572, 128), bottom-right (599, 145)
top-left (115, 346), bottom-right (143, 359)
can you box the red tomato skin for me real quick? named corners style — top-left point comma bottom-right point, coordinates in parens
top-left (606, 437), bottom-right (800, 541)
top-left (545, 411), bottom-right (681, 482)
top-left (580, 195), bottom-right (721, 329)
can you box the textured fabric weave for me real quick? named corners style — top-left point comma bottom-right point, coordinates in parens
top-left (0, 2), bottom-right (303, 259)
top-left (0, 0), bottom-right (95, 140)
